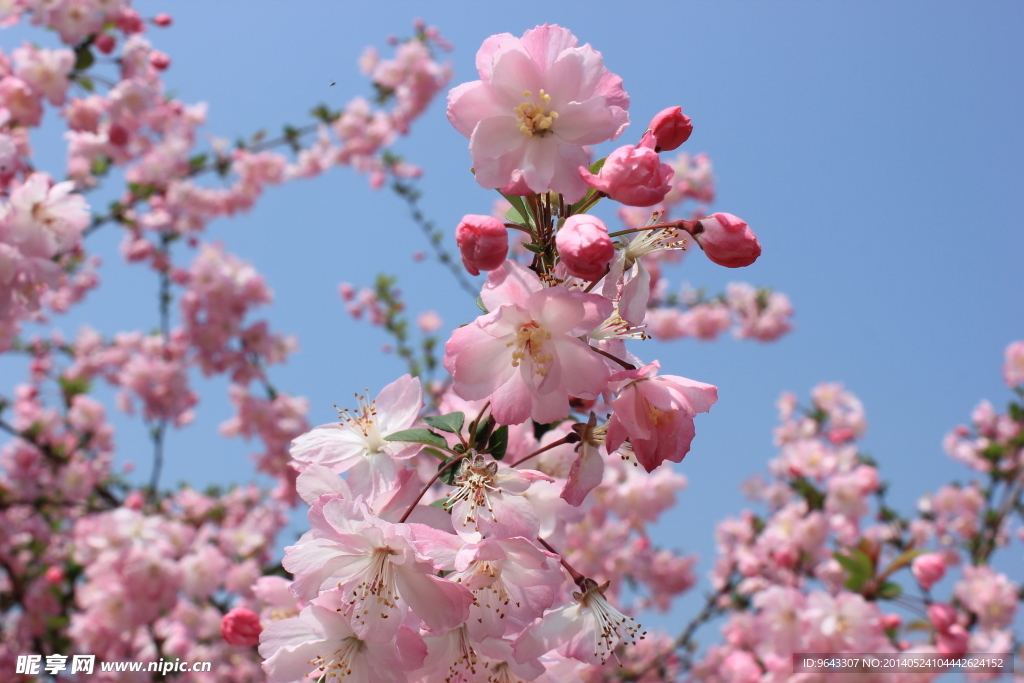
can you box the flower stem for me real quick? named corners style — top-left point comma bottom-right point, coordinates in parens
top-left (398, 453), bottom-right (467, 524)
top-left (508, 433), bottom-right (580, 468)
top-left (589, 345), bottom-right (636, 371)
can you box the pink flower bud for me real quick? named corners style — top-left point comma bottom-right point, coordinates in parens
top-left (44, 566), bottom-right (64, 585)
top-left (648, 106), bottom-right (693, 152)
top-left (221, 607), bottom-right (262, 647)
top-left (695, 212), bottom-right (762, 267)
top-left (556, 215), bottom-right (615, 281)
top-left (116, 8), bottom-right (145, 34)
top-left (149, 51), bottom-right (171, 71)
top-left (94, 33), bottom-right (116, 55)
top-left (579, 141), bottom-right (674, 207)
top-left (927, 603), bottom-right (958, 633)
top-left (937, 625), bottom-right (969, 656)
top-left (455, 215), bottom-right (508, 276)
top-left (123, 490), bottom-right (145, 510)
top-left (911, 552), bottom-right (946, 590)
top-left (880, 613), bottom-right (902, 630)
top-left (153, 13), bottom-right (173, 27)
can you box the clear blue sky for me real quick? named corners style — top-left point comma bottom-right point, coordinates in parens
top-left (4, 1), bottom-right (1022, 639)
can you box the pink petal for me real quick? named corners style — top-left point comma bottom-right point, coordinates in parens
top-left (447, 80), bottom-right (506, 138)
top-left (561, 446), bottom-right (604, 507)
top-left (395, 566), bottom-right (473, 633)
top-left (475, 32), bottom-right (518, 79)
top-left (481, 260), bottom-right (543, 310)
top-left (374, 374), bottom-right (423, 434)
top-left (519, 24), bottom-right (578, 72)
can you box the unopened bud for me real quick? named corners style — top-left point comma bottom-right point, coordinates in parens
top-left (455, 215), bottom-right (508, 276)
top-left (647, 106), bottom-right (693, 152)
top-left (153, 13), bottom-right (173, 27)
top-left (578, 138), bottom-right (674, 207)
top-left (94, 33), bottom-right (116, 55)
top-left (911, 552), bottom-right (946, 591)
top-left (221, 608), bottom-right (262, 646)
top-left (556, 215), bottom-right (615, 281)
top-left (695, 212), bottom-right (761, 268)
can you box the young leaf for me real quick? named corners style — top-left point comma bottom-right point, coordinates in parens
top-left (500, 192), bottom-right (532, 228)
top-left (384, 428), bottom-right (449, 450)
top-left (424, 412), bottom-right (465, 435)
top-left (476, 297), bottom-right (488, 313)
top-left (834, 550), bottom-right (873, 592)
top-left (438, 457), bottom-right (464, 485)
top-left (877, 581), bottom-right (902, 600)
top-left (487, 425), bottom-right (509, 460)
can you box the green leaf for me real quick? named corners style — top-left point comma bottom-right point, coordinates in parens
top-left (438, 457), bottom-right (464, 486)
top-left (188, 153), bottom-right (208, 173)
top-left (476, 297), bottom-right (488, 313)
top-left (500, 192), bottom-right (532, 228)
top-left (1009, 402), bottom-right (1023, 422)
top-left (76, 76), bottom-right (94, 93)
top-left (474, 416), bottom-right (495, 450)
top-left (569, 157), bottom-right (608, 214)
top-left (487, 425), bottom-right (509, 460)
top-left (834, 550), bottom-right (873, 591)
top-left (791, 476), bottom-right (826, 510)
top-left (58, 376), bottom-right (91, 406)
top-left (429, 498), bottom-right (449, 510)
top-left (877, 581), bottom-right (902, 600)
top-left (424, 412), bottom-right (465, 435)
top-left (384, 428), bottom-right (449, 450)
top-left (421, 447), bottom-right (448, 461)
top-left (883, 548), bottom-right (925, 576)
top-left (505, 206), bottom-right (529, 225)
top-left (74, 45), bottom-right (94, 71)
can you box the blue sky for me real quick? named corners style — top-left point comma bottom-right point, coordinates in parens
top-left (4, 1), bottom-right (1022, 640)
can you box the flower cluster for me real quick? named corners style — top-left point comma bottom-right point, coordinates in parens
top-left (687, 348), bottom-right (1023, 682)
top-left (0, 8), bottom-right (453, 680)
top-left (258, 24), bottom-right (764, 681)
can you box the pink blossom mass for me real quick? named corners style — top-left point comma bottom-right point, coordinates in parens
top-left (0, 9), bottom-right (1019, 683)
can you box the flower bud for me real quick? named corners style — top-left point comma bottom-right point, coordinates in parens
top-left (94, 33), bottom-right (116, 55)
top-left (927, 603), bottom-right (958, 633)
top-left (695, 212), bottom-right (761, 267)
top-left (648, 106), bottom-right (693, 152)
top-left (578, 140), bottom-right (674, 207)
top-left (911, 552), bottom-right (946, 591)
top-left (221, 607), bottom-right (262, 647)
top-left (455, 214), bottom-right (508, 276)
top-left (153, 13), bottom-right (173, 27)
top-left (556, 215), bottom-right (615, 281)
top-left (44, 566), bottom-right (65, 585)
top-left (149, 51), bottom-right (171, 71)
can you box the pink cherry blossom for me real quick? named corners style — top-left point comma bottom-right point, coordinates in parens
top-left (514, 578), bottom-right (644, 666)
top-left (446, 455), bottom-right (554, 542)
top-left (606, 361), bottom-right (718, 472)
top-left (289, 374), bottom-right (423, 500)
top-left (448, 536), bottom-right (563, 639)
top-left (259, 591), bottom-right (426, 683)
top-left (282, 497), bottom-right (472, 641)
top-left (447, 24), bottom-right (629, 202)
top-left (1003, 340), bottom-right (1024, 387)
top-left (443, 260), bottom-right (613, 425)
